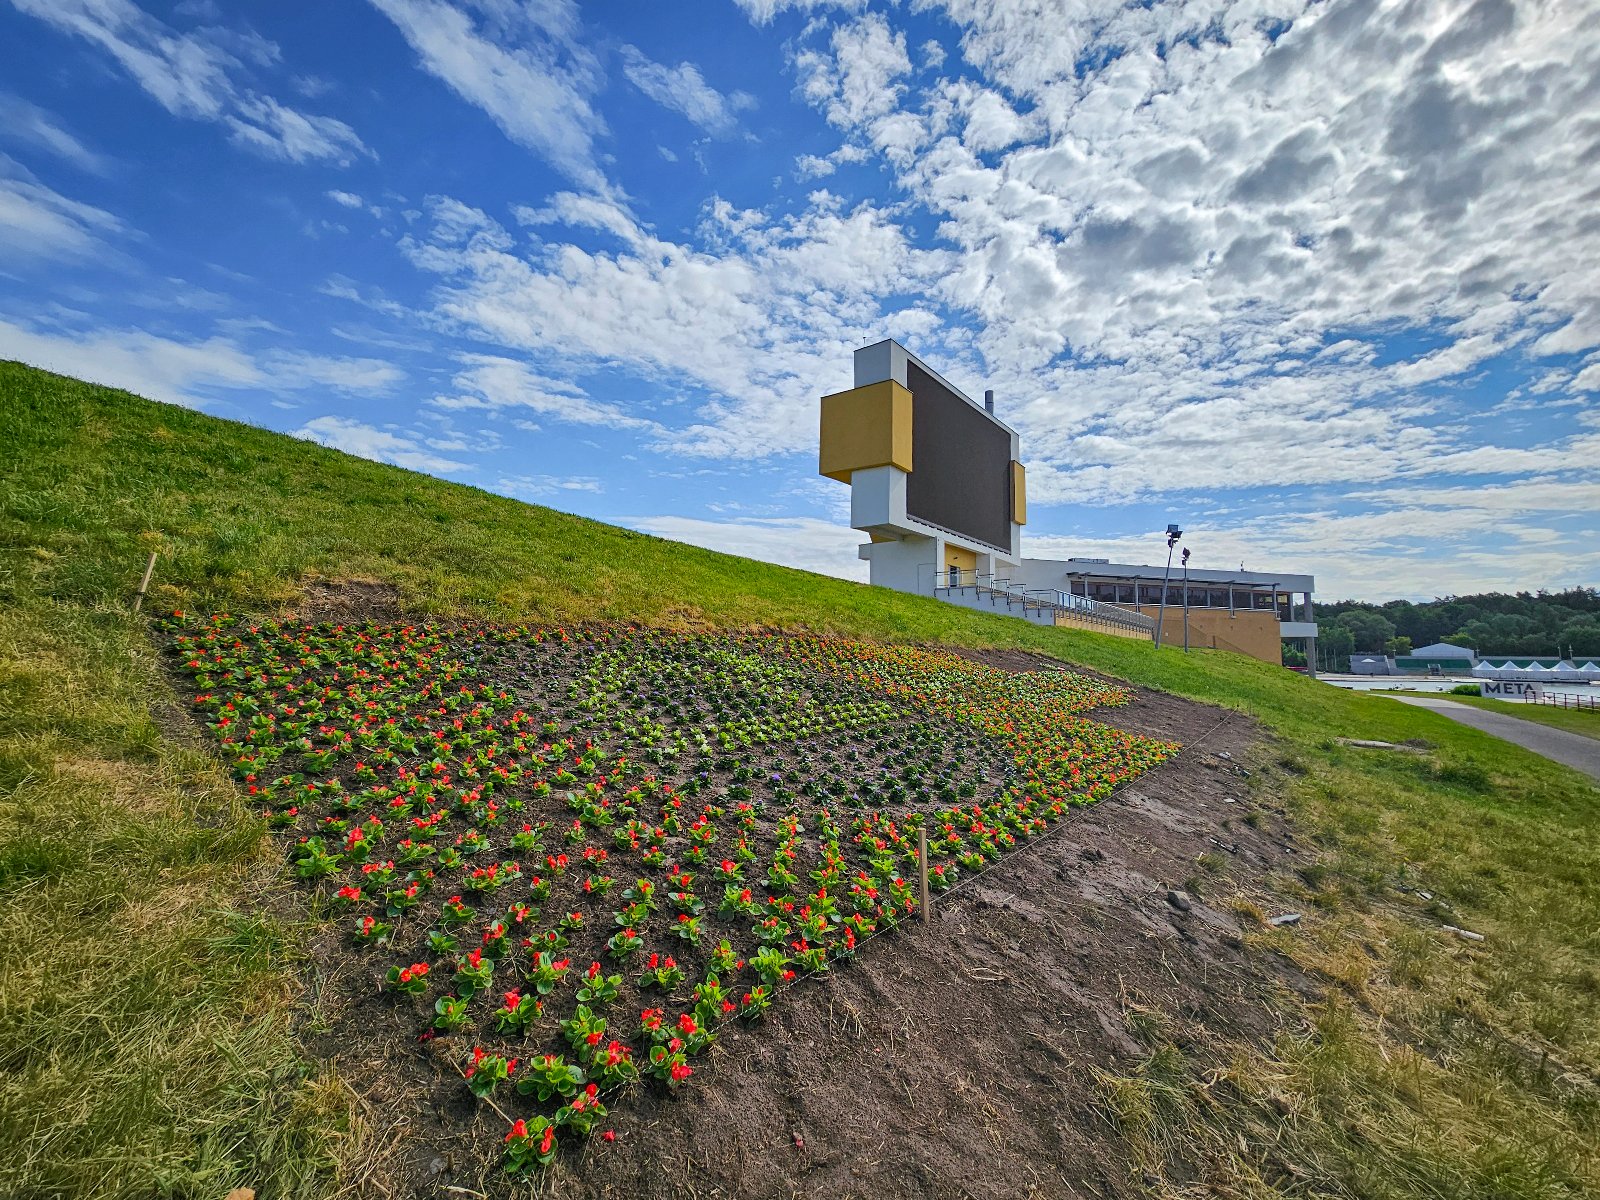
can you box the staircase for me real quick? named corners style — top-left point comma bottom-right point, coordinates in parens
top-left (929, 570), bottom-right (1156, 639)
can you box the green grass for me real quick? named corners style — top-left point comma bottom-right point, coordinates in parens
top-left (1391, 689), bottom-right (1600, 740)
top-left (3, 360), bottom-right (1598, 1198)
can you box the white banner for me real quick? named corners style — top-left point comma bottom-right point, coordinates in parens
top-left (1481, 680), bottom-right (1544, 700)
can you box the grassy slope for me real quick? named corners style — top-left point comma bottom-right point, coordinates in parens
top-left (2, 360), bottom-right (1597, 1198)
top-left (1392, 690), bottom-right (1600, 741)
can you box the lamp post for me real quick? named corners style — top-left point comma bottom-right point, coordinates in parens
top-left (1181, 546), bottom-right (1191, 653)
top-left (1153, 524), bottom-right (1182, 648)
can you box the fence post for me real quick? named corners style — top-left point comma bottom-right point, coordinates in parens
top-left (132, 551), bottom-right (158, 613)
top-left (918, 826), bottom-right (930, 925)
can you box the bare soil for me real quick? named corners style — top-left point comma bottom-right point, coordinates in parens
top-left (279, 643), bottom-right (1315, 1200)
top-left (285, 577), bottom-right (406, 624)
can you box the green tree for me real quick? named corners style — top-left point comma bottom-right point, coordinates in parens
top-left (1319, 624), bottom-right (1355, 672)
top-left (1335, 610), bottom-right (1395, 652)
top-left (1385, 636), bottom-right (1412, 656)
top-left (1559, 621), bottom-right (1600, 659)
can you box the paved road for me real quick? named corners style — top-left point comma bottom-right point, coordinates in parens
top-left (1389, 695), bottom-right (1600, 784)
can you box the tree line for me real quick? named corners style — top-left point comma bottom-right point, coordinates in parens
top-left (1308, 588), bottom-right (1600, 666)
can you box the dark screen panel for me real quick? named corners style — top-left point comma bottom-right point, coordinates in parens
top-left (904, 361), bottom-right (1012, 549)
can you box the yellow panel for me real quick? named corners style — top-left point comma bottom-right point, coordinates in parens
top-left (1010, 460), bottom-right (1027, 525)
top-left (942, 545), bottom-right (977, 571)
top-left (818, 380), bottom-right (912, 482)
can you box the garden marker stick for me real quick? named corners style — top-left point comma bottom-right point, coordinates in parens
top-left (918, 826), bottom-right (930, 925)
top-left (132, 551), bottom-right (158, 613)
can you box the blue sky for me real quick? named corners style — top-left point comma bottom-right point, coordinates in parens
top-left (2, 0), bottom-right (1596, 602)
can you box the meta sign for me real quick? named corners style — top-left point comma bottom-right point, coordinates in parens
top-left (1480, 680), bottom-right (1544, 700)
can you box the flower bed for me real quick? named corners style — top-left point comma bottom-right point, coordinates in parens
top-left (162, 615), bottom-right (1177, 1173)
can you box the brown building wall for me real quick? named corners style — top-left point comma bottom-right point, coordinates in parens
top-left (1132, 605), bottom-right (1283, 663)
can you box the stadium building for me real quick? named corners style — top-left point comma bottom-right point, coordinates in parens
top-left (819, 339), bottom-right (1318, 671)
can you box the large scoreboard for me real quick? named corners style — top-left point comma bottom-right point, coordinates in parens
top-left (819, 338), bottom-right (1025, 568)
top-left (903, 359), bottom-right (1014, 550)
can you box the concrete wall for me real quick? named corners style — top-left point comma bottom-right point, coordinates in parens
top-left (932, 581), bottom-right (1057, 626)
top-left (860, 533), bottom-right (934, 594)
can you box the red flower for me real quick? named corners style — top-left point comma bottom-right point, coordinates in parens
top-left (670, 1062), bottom-right (693, 1082)
top-left (602, 1129), bottom-right (616, 1142)
top-left (506, 1119), bottom-right (528, 1142)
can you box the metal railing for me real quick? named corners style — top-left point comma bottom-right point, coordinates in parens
top-left (1526, 691), bottom-right (1598, 712)
top-left (925, 567), bottom-right (1157, 637)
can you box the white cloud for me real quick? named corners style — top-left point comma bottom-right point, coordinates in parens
top-left (227, 94), bottom-right (369, 165)
top-left (270, 351), bottom-right (405, 394)
top-left (732, 0), bottom-right (864, 23)
top-left (325, 188), bottom-right (387, 219)
top-left (497, 473), bottom-right (603, 498)
top-left (429, 353), bottom-right (661, 432)
top-left (796, 12), bottom-right (912, 138)
top-left (398, 191), bottom-right (934, 458)
top-left (0, 161), bottom-right (125, 262)
top-left (514, 191), bottom-right (643, 247)
top-left (1571, 362), bottom-right (1600, 392)
top-left (11, 0), bottom-right (370, 164)
top-left (294, 415), bottom-right (470, 473)
top-left (0, 94), bottom-right (111, 174)
top-left (793, 141), bottom-right (872, 181)
top-left (0, 317), bottom-right (402, 408)
top-left (367, 0), bottom-right (608, 190)
top-left (754, 1), bottom-right (1600, 513)
top-left (619, 46), bottom-right (755, 137)
top-left (793, 153), bottom-right (835, 180)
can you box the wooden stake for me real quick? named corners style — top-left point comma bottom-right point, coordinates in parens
top-left (918, 825), bottom-right (930, 925)
top-left (132, 550), bottom-right (158, 613)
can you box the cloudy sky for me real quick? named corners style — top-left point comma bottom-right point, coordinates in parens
top-left (2, 0), bottom-right (1596, 601)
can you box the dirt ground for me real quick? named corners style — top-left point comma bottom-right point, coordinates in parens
top-left (277, 642), bottom-right (1318, 1200)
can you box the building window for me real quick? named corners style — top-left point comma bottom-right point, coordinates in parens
top-left (1090, 582), bottom-right (1117, 603)
top-left (1140, 585), bottom-right (1164, 605)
